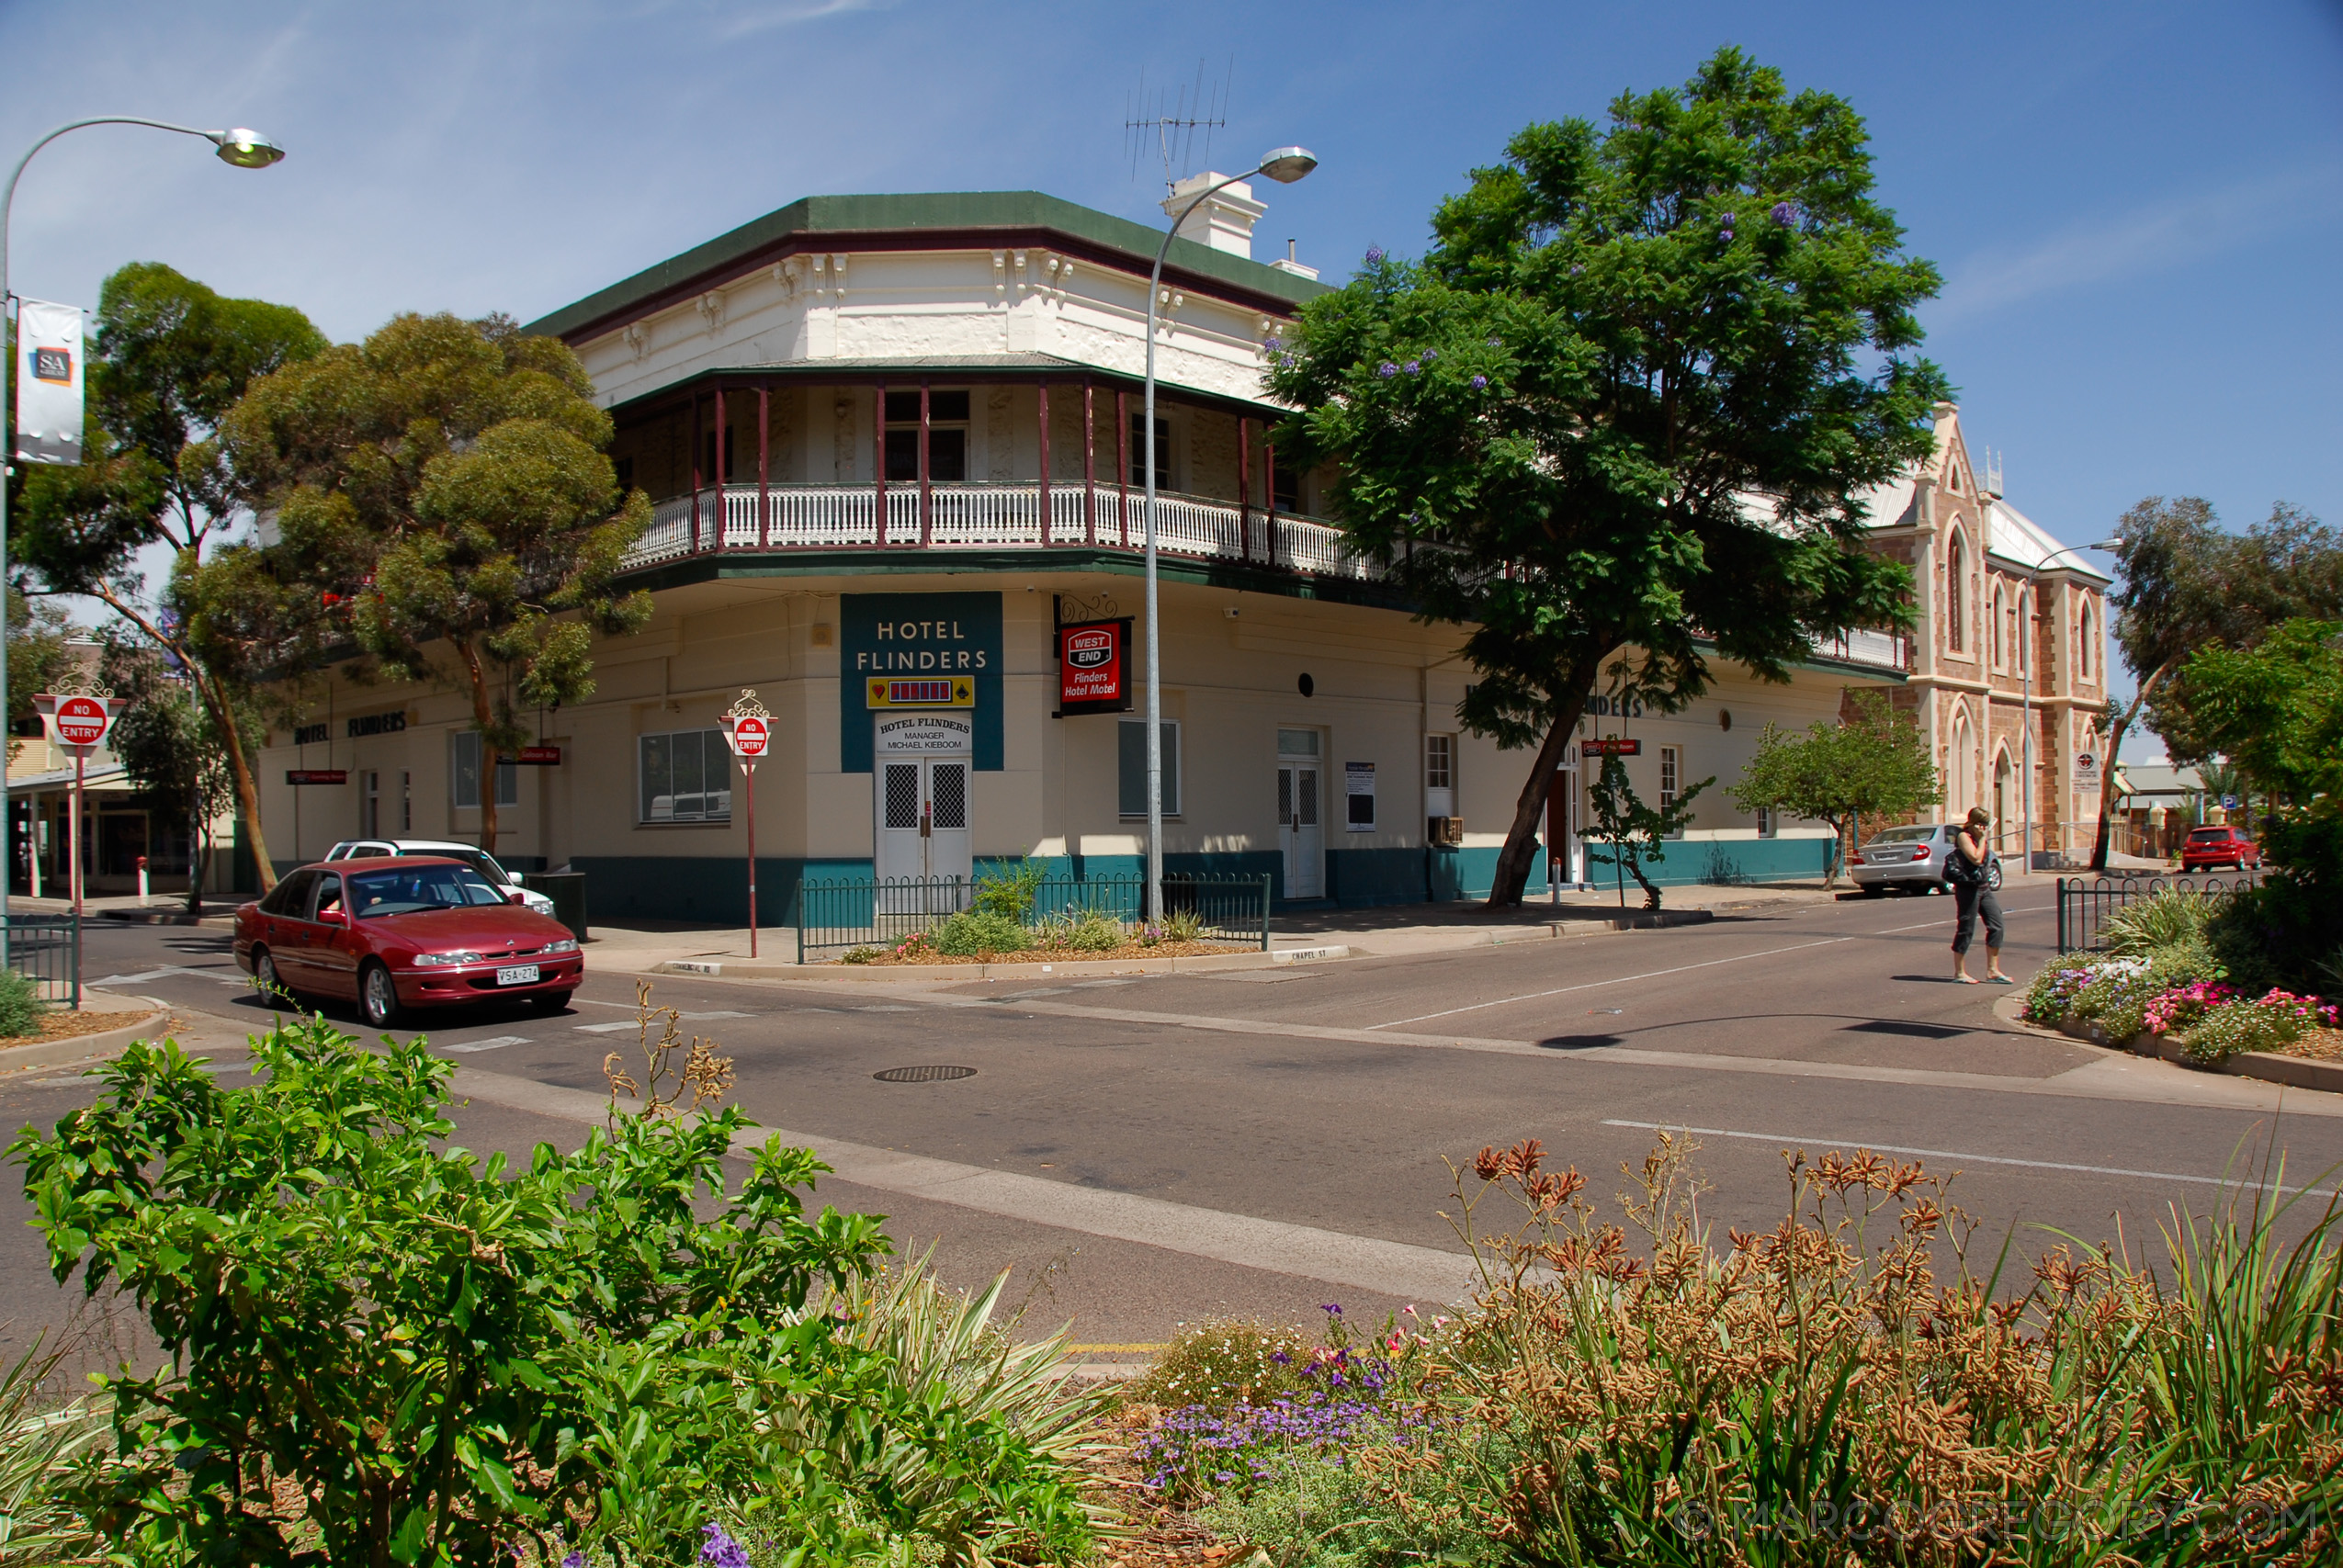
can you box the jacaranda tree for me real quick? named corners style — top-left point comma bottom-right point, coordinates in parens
top-left (1266, 48), bottom-right (1949, 906)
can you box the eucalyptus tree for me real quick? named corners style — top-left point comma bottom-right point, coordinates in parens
top-left (1266, 49), bottom-right (1947, 905)
top-left (12, 262), bottom-right (324, 888)
top-left (223, 311), bottom-right (651, 854)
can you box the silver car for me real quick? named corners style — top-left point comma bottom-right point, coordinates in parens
top-left (323, 838), bottom-right (559, 918)
top-left (1849, 822), bottom-right (2001, 896)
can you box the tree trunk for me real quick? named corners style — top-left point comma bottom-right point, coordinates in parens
top-left (202, 671), bottom-right (276, 895)
top-left (2088, 660), bottom-right (2171, 873)
top-left (1485, 658), bottom-right (1603, 908)
top-left (458, 641), bottom-right (501, 855)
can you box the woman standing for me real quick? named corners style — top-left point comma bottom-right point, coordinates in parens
top-left (1949, 806), bottom-right (2009, 984)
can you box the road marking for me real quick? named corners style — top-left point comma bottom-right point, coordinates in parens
top-left (1367, 937), bottom-right (1852, 1028)
top-left (442, 1065), bottom-right (1478, 1305)
top-left (445, 1036), bottom-right (530, 1055)
top-left (681, 1010), bottom-right (752, 1020)
top-left (91, 964), bottom-right (245, 987)
top-left (572, 1021), bottom-right (638, 1034)
top-left (1601, 1120), bottom-right (2339, 1198)
top-left (1873, 904), bottom-right (2051, 934)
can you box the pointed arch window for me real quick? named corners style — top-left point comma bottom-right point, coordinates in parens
top-left (2079, 602), bottom-right (2095, 679)
top-left (1946, 535), bottom-right (1966, 652)
top-left (1991, 585), bottom-right (2005, 667)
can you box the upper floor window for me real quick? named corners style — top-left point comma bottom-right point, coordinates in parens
top-left (2079, 603), bottom-right (2095, 679)
top-left (1946, 536), bottom-right (1966, 651)
top-left (883, 389), bottom-right (970, 482)
top-left (1990, 586), bottom-right (2005, 668)
top-left (1127, 412), bottom-right (1172, 492)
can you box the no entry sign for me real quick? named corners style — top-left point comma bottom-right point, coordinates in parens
top-left (727, 715), bottom-right (769, 759)
top-left (34, 692), bottom-right (124, 755)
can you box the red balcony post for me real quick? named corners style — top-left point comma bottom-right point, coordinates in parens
top-left (1115, 389), bottom-right (1130, 548)
top-left (690, 393), bottom-right (703, 552)
top-left (1239, 415), bottom-right (1253, 564)
top-left (1264, 441), bottom-right (1278, 569)
top-left (712, 383), bottom-right (727, 551)
top-left (1036, 380), bottom-right (1052, 546)
top-left (919, 380), bottom-right (933, 547)
top-left (757, 380), bottom-right (770, 549)
top-left (1082, 378), bottom-right (1097, 547)
top-left (874, 382), bottom-right (888, 547)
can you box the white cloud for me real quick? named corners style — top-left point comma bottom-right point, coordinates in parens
top-left (1930, 158), bottom-right (2343, 326)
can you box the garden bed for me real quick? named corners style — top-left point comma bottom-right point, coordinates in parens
top-left (0, 1008), bottom-right (153, 1050)
top-left (838, 939), bottom-right (1248, 965)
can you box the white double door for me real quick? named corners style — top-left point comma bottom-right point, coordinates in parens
top-left (876, 740), bottom-right (972, 886)
top-left (1277, 761), bottom-right (1323, 899)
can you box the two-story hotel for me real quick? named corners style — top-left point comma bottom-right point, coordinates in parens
top-left (245, 179), bottom-right (2108, 921)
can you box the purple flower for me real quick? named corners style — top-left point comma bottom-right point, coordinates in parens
top-left (1376, 362), bottom-right (1398, 378)
top-left (1364, 246), bottom-right (1386, 265)
top-left (1722, 212), bottom-right (1736, 226)
top-left (563, 1556), bottom-right (585, 1568)
top-left (1486, 336), bottom-right (1501, 347)
top-left (1403, 359), bottom-right (1421, 375)
top-left (1320, 1303), bottom-right (1342, 1315)
top-left (1470, 374), bottom-right (1488, 389)
top-left (1270, 1349), bottom-right (1290, 1364)
top-left (701, 1524), bottom-right (751, 1568)
top-left (1771, 201), bottom-right (1798, 224)
top-left (1423, 348), bottom-right (1438, 360)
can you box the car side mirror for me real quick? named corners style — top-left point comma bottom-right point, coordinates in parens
top-left (508, 892), bottom-right (527, 906)
top-left (319, 908), bottom-right (349, 926)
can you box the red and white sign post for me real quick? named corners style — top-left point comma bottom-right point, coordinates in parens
top-left (33, 691), bottom-right (126, 1005)
top-left (720, 690), bottom-right (774, 958)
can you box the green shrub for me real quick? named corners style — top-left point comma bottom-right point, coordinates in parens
top-left (931, 908), bottom-right (1032, 956)
top-left (2101, 886), bottom-right (2219, 955)
top-left (1198, 1424), bottom-right (1504, 1568)
top-left (0, 1337), bottom-right (103, 1565)
top-left (0, 968), bottom-right (47, 1038)
top-left (1130, 1319), bottom-right (1319, 1412)
top-left (1040, 909), bottom-right (1123, 952)
top-left (1162, 907), bottom-right (1207, 942)
top-left (9, 1015), bottom-right (1094, 1566)
top-left (839, 945), bottom-right (882, 964)
top-left (972, 855), bottom-right (1047, 920)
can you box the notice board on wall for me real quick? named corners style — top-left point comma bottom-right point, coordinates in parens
top-left (1345, 761), bottom-right (1375, 830)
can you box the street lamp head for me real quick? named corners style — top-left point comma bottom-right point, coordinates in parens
top-left (2086, 538), bottom-right (2119, 551)
top-left (209, 129), bottom-right (285, 169)
top-left (1256, 146), bottom-right (1318, 184)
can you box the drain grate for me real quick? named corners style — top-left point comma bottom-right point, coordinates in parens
top-left (873, 1065), bottom-right (977, 1084)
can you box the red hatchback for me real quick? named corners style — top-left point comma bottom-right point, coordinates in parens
top-left (2179, 825), bottom-right (2260, 873)
top-left (235, 857), bottom-right (583, 1028)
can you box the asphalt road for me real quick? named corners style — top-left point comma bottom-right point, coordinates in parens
top-left (6, 892), bottom-right (2340, 1371)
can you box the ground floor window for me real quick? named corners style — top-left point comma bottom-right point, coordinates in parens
top-left (640, 728), bottom-right (731, 823)
top-left (1659, 745), bottom-right (1683, 838)
top-left (451, 731), bottom-right (517, 810)
top-left (1117, 720), bottom-right (1181, 818)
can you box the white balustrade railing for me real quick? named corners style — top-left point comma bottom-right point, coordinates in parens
top-left (631, 486), bottom-right (1905, 671)
top-left (634, 481), bottom-right (1377, 579)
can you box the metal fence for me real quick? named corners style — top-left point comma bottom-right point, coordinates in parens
top-left (796, 873), bottom-right (1272, 963)
top-left (4, 915), bottom-right (82, 1009)
top-left (2054, 874), bottom-right (2261, 953)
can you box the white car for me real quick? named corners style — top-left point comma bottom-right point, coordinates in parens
top-left (1848, 822), bottom-right (2003, 896)
top-left (323, 838), bottom-right (558, 918)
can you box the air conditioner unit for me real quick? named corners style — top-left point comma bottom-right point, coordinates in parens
top-left (1428, 816), bottom-right (1464, 847)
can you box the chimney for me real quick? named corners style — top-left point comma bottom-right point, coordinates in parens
top-left (1163, 172), bottom-right (1266, 259)
top-left (1269, 236), bottom-right (1319, 281)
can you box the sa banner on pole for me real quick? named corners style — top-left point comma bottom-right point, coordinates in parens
top-left (14, 299), bottom-right (87, 466)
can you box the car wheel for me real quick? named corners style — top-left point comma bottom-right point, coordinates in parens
top-left (360, 963), bottom-right (403, 1030)
top-left (1986, 860), bottom-right (2004, 891)
top-left (254, 948), bottom-right (293, 1008)
top-left (526, 989), bottom-right (572, 1016)
top-left (1929, 882), bottom-right (1946, 896)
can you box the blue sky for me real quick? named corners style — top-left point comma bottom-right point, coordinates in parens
top-left (6, 0), bottom-right (2340, 745)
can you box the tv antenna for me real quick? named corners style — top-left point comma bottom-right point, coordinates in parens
top-left (1126, 57), bottom-right (1233, 194)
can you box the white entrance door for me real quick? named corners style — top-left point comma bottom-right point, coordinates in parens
top-left (877, 755), bottom-right (972, 886)
top-left (1277, 761), bottom-right (1323, 898)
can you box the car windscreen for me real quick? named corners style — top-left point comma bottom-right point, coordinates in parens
top-left (347, 864), bottom-right (510, 919)
top-left (1865, 827), bottom-right (1937, 845)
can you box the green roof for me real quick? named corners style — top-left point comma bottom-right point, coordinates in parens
top-left (525, 190), bottom-right (1332, 342)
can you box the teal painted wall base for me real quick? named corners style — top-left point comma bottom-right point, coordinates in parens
top-left (572, 856), bottom-right (871, 926)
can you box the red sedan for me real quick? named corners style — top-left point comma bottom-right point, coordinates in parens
top-left (235, 857), bottom-right (583, 1028)
top-left (2179, 825), bottom-right (2260, 873)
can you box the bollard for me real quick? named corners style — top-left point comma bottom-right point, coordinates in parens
top-left (138, 852), bottom-right (149, 903)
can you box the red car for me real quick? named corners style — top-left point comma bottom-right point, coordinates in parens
top-left (2179, 825), bottom-right (2260, 872)
top-left (235, 856), bottom-right (583, 1028)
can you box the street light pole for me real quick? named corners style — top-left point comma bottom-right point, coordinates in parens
top-left (1141, 146), bottom-right (1315, 922)
top-left (0, 119), bottom-right (283, 964)
top-left (2019, 537), bottom-right (2115, 874)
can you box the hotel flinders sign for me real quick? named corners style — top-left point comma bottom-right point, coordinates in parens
top-left (841, 592), bottom-right (1002, 773)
